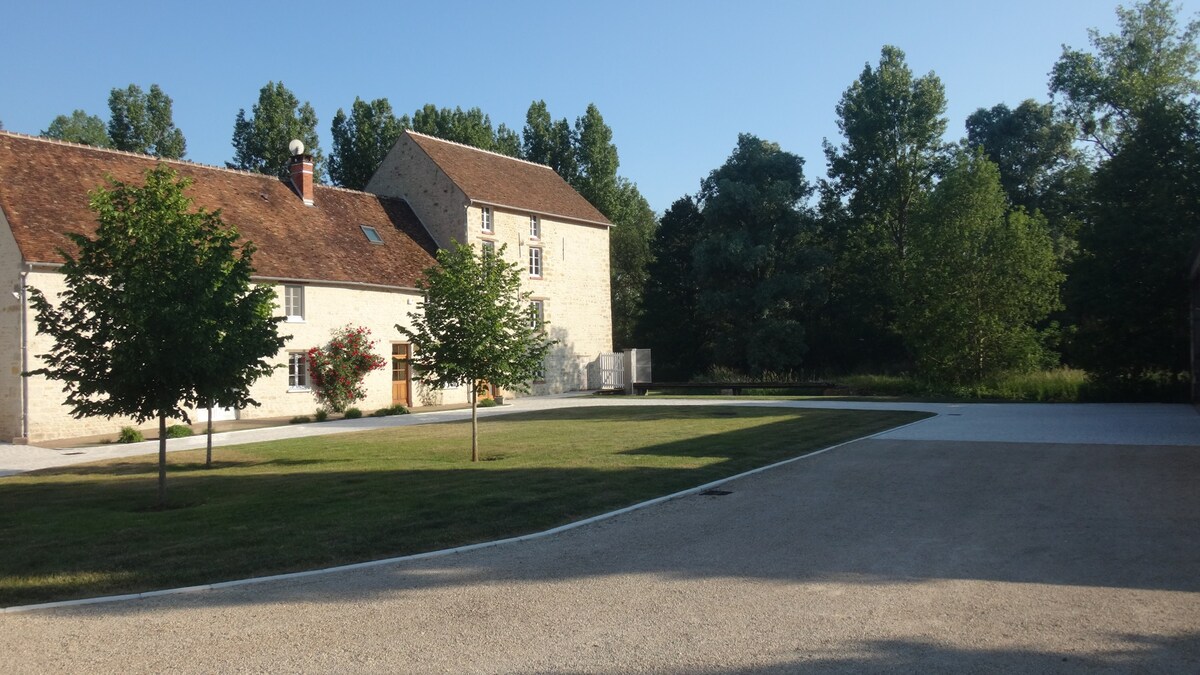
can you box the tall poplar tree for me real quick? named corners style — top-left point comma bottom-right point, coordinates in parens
top-left (107, 83), bottom-right (187, 158)
top-left (329, 97), bottom-right (406, 190)
top-left (230, 81), bottom-right (323, 181)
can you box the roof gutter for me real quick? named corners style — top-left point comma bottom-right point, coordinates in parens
top-left (22, 265), bottom-right (423, 294)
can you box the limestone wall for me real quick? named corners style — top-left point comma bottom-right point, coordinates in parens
top-left (0, 210), bottom-right (24, 441)
top-left (19, 276), bottom-right (468, 442)
top-left (366, 134), bottom-right (469, 249)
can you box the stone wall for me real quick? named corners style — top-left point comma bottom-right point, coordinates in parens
top-left (18, 275), bottom-right (468, 442)
top-left (366, 134), bottom-right (469, 249)
top-left (0, 210), bottom-right (23, 441)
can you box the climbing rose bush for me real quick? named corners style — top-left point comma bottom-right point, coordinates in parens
top-left (306, 325), bottom-right (387, 413)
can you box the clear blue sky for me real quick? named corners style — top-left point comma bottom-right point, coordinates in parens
top-left (4, 0), bottom-right (1196, 213)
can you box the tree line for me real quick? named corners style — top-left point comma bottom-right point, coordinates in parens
top-left (638, 0), bottom-right (1199, 397)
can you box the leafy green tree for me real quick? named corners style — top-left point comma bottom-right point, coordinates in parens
top-left (823, 45), bottom-right (949, 368)
top-left (27, 165), bottom-right (284, 506)
top-left (574, 104), bottom-right (620, 212)
top-left (521, 100), bottom-right (578, 183)
top-left (1070, 100), bottom-right (1200, 381)
top-left (399, 243), bottom-right (554, 461)
top-left (306, 325), bottom-right (387, 413)
top-left (636, 196), bottom-right (707, 380)
top-left (408, 104), bottom-right (519, 156)
top-left (608, 179), bottom-right (657, 349)
top-left (107, 83), bottom-right (186, 158)
top-left (1051, 0), bottom-right (1200, 157)
top-left (230, 81), bottom-right (323, 181)
top-left (42, 110), bottom-right (111, 148)
top-left (966, 99), bottom-right (1090, 262)
top-left (692, 134), bottom-right (825, 374)
top-left (329, 97), bottom-right (406, 189)
top-left (901, 151), bottom-right (1063, 383)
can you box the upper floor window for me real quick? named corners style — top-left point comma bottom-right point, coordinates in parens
top-left (284, 285), bottom-right (305, 322)
top-left (481, 206), bottom-right (493, 232)
top-left (529, 247), bottom-right (543, 278)
top-left (529, 214), bottom-right (540, 239)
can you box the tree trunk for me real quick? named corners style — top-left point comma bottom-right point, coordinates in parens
top-left (157, 413), bottom-right (167, 509)
top-left (470, 383), bottom-right (479, 463)
top-left (205, 402), bottom-right (214, 469)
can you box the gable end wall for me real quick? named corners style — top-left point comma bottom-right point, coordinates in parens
top-left (366, 134), bottom-right (469, 249)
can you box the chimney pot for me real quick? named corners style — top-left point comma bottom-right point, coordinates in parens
top-left (289, 154), bottom-right (314, 206)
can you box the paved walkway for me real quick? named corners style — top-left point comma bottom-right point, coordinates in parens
top-left (2, 398), bottom-right (1198, 672)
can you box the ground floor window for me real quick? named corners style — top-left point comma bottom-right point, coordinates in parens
top-left (288, 352), bottom-right (309, 390)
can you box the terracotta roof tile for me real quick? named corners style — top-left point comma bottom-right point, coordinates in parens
top-left (406, 131), bottom-right (611, 227)
top-left (0, 132), bottom-right (439, 289)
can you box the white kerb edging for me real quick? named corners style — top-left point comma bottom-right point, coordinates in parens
top-left (2, 411), bottom-right (937, 613)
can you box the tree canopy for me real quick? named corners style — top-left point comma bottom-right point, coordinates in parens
top-left (27, 165), bottom-right (284, 505)
top-left (42, 110), bottom-right (111, 148)
top-left (230, 81), bottom-right (323, 181)
top-left (107, 83), bottom-right (187, 158)
top-left (329, 97), bottom-right (406, 190)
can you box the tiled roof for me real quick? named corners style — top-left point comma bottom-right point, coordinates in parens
top-left (406, 131), bottom-right (611, 227)
top-left (0, 132), bottom-right (439, 289)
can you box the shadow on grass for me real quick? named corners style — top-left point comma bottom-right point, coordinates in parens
top-left (3, 407), bottom-right (1199, 615)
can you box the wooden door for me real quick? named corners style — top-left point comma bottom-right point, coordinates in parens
top-left (392, 343), bottom-right (411, 407)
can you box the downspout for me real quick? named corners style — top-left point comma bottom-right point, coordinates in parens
top-left (17, 262), bottom-right (30, 443)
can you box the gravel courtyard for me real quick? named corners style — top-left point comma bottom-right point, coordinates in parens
top-left (2, 400), bottom-right (1198, 673)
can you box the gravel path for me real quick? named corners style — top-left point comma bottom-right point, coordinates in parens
top-left (2, 401), bottom-right (1198, 672)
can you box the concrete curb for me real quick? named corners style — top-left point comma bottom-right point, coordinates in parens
top-left (2, 410), bottom-right (936, 614)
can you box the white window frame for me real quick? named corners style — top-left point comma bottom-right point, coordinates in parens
top-left (482, 240), bottom-right (496, 258)
top-left (288, 352), bottom-right (309, 391)
top-left (481, 206), bottom-right (493, 233)
top-left (284, 285), bottom-right (305, 322)
top-left (529, 247), bottom-right (543, 278)
top-left (529, 214), bottom-right (540, 239)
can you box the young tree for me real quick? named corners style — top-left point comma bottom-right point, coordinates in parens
top-left (901, 151), bottom-right (1062, 383)
top-left (27, 165), bottom-right (285, 506)
top-left (230, 81), bottom-right (323, 181)
top-left (399, 243), bottom-right (554, 461)
top-left (329, 97), bottom-right (406, 189)
top-left (42, 110), bottom-right (111, 148)
top-left (306, 325), bottom-right (387, 413)
top-left (107, 83), bottom-right (187, 158)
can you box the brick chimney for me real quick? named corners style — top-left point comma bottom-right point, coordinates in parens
top-left (288, 153), bottom-right (314, 206)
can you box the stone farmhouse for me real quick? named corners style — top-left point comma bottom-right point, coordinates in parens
top-left (0, 130), bottom-right (612, 442)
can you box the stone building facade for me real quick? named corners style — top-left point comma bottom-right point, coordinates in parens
top-left (368, 131), bottom-right (613, 395)
top-left (0, 129), bottom-right (610, 442)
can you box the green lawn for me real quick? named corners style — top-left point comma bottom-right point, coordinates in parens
top-left (0, 405), bottom-right (927, 606)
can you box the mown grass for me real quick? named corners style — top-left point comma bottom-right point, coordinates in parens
top-left (0, 405), bottom-right (927, 606)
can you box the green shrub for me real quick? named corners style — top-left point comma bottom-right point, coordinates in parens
top-left (116, 427), bottom-right (144, 444)
top-left (371, 404), bottom-right (409, 417)
top-left (1078, 370), bottom-right (1189, 403)
top-left (165, 424), bottom-right (193, 438)
top-left (343, 407), bottom-right (362, 419)
top-left (314, 409), bottom-right (329, 422)
top-left (478, 397), bottom-right (500, 408)
top-left (289, 415), bottom-right (311, 424)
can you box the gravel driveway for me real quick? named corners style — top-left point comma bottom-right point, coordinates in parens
top-left (2, 401), bottom-right (1198, 673)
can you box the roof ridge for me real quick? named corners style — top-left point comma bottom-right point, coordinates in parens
top-left (404, 129), bottom-right (556, 172)
top-left (0, 130), bottom-right (293, 183)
